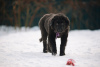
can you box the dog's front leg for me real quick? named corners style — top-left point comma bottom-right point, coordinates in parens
top-left (60, 34), bottom-right (68, 56)
top-left (48, 34), bottom-right (57, 56)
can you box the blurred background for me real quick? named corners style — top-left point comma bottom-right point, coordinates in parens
top-left (0, 0), bottom-right (100, 30)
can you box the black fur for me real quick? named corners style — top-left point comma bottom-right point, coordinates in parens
top-left (39, 13), bottom-right (70, 56)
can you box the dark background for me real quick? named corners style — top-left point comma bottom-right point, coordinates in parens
top-left (0, 0), bottom-right (100, 30)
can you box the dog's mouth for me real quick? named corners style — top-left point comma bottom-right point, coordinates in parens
top-left (56, 32), bottom-right (60, 38)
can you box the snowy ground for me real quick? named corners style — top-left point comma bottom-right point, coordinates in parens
top-left (0, 26), bottom-right (100, 67)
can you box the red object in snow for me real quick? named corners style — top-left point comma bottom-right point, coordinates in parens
top-left (66, 59), bottom-right (75, 66)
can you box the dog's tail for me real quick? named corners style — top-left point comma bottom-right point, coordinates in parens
top-left (39, 38), bottom-right (43, 42)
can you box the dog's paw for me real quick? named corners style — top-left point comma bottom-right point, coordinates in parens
top-left (43, 50), bottom-right (48, 53)
top-left (52, 51), bottom-right (57, 56)
top-left (60, 53), bottom-right (65, 56)
top-left (52, 52), bottom-right (57, 56)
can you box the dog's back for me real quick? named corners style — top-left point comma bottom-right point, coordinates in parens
top-left (39, 13), bottom-right (55, 33)
top-left (39, 13), bottom-right (54, 42)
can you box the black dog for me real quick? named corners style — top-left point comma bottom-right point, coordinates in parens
top-left (39, 13), bottom-right (70, 56)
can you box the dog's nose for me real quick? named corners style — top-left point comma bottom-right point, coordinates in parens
top-left (58, 29), bottom-right (62, 33)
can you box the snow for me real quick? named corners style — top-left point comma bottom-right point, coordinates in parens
top-left (0, 26), bottom-right (100, 67)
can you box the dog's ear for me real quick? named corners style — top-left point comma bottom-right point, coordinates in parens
top-left (49, 16), bottom-right (55, 28)
top-left (65, 16), bottom-right (70, 26)
top-left (50, 20), bottom-right (54, 29)
top-left (63, 16), bottom-right (70, 30)
top-left (67, 17), bottom-right (70, 26)
top-left (50, 22), bottom-right (52, 26)
top-left (49, 15), bottom-right (55, 26)
top-left (49, 14), bottom-right (56, 27)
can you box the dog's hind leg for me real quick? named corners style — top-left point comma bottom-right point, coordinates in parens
top-left (42, 31), bottom-right (48, 53)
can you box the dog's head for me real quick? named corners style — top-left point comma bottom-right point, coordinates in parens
top-left (50, 13), bottom-right (70, 33)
